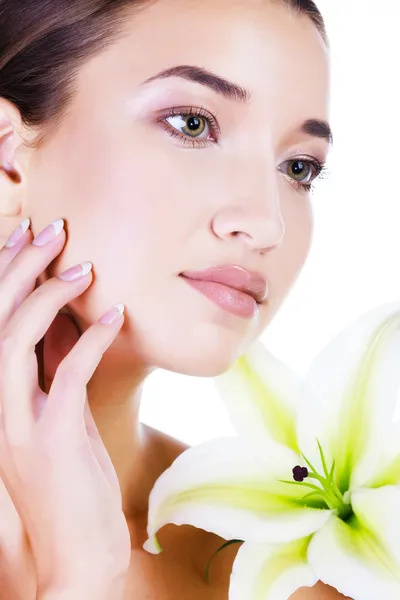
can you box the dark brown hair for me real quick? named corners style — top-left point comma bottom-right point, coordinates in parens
top-left (284, 0), bottom-right (327, 44)
top-left (0, 0), bottom-right (327, 150)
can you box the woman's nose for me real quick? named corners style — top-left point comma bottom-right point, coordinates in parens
top-left (211, 192), bottom-right (285, 254)
top-left (211, 153), bottom-right (286, 253)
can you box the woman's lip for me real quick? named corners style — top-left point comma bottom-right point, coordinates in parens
top-left (180, 276), bottom-right (259, 319)
top-left (180, 265), bottom-right (268, 304)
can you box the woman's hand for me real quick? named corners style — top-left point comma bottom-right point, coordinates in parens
top-left (0, 309), bottom-right (90, 600)
top-left (0, 218), bottom-right (131, 599)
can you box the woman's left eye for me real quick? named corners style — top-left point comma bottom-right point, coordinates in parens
top-left (158, 106), bottom-right (219, 148)
top-left (278, 158), bottom-right (325, 192)
top-left (158, 110), bottom-right (327, 192)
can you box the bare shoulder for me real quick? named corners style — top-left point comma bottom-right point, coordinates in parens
top-left (140, 422), bottom-right (189, 464)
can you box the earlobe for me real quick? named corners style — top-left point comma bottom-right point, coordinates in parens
top-left (0, 104), bottom-right (25, 222)
top-left (0, 129), bottom-right (22, 189)
top-left (0, 132), bottom-right (23, 218)
top-left (0, 102), bottom-right (24, 175)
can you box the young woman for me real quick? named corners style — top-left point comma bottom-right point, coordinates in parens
top-left (0, 0), bottom-right (348, 598)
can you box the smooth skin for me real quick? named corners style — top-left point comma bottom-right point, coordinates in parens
top-left (0, 0), bottom-right (351, 598)
top-left (0, 225), bottom-right (352, 600)
top-left (0, 221), bottom-right (131, 599)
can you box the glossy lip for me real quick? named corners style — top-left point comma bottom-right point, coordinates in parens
top-left (179, 265), bottom-right (268, 304)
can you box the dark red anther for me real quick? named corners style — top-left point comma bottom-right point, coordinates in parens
top-left (293, 465), bottom-right (309, 482)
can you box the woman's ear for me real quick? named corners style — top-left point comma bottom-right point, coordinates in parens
top-left (0, 99), bottom-right (30, 246)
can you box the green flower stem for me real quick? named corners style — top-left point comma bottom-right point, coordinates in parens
top-left (286, 445), bottom-right (353, 520)
top-left (279, 480), bottom-right (325, 494)
top-left (307, 472), bottom-right (330, 487)
top-left (316, 439), bottom-right (330, 479)
top-left (306, 473), bottom-right (347, 512)
top-left (279, 479), bottom-right (340, 511)
top-left (205, 539), bottom-right (243, 584)
top-left (306, 474), bottom-right (341, 505)
top-left (330, 481), bottom-right (348, 503)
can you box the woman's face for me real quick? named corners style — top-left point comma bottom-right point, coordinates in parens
top-left (27, 0), bottom-right (331, 376)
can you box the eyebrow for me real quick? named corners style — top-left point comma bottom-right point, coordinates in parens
top-left (142, 64), bottom-right (251, 103)
top-left (142, 65), bottom-right (333, 145)
top-left (301, 118), bottom-right (333, 145)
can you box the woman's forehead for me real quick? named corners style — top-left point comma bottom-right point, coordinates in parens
top-left (77, 0), bottom-right (330, 117)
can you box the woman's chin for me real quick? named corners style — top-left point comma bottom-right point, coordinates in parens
top-left (148, 334), bottom-right (253, 377)
top-left (160, 355), bottom-right (237, 377)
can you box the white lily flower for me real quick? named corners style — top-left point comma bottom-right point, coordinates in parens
top-left (143, 301), bottom-right (400, 600)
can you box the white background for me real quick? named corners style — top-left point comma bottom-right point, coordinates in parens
top-left (140, 1), bottom-right (400, 444)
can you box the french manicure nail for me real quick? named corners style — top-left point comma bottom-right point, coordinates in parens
top-left (32, 218), bottom-right (64, 247)
top-left (99, 303), bottom-right (125, 325)
top-left (5, 217), bottom-right (31, 248)
top-left (58, 261), bottom-right (93, 282)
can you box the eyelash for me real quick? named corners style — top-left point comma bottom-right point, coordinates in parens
top-left (158, 105), bottom-right (328, 193)
top-left (158, 105), bottom-right (220, 146)
top-left (281, 158), bottom-right (328, 193)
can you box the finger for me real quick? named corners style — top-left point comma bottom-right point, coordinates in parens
top-left (0, 219), bottom-right (66, 332)
top-left (45, 304), bottom-right (125, 435)
top-left (0, 219), bottom-right (32, 277)
top-left (0, 267), bottom-right (93, 445)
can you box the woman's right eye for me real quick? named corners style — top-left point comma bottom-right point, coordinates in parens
top-left (278, 156), bottom-right (327, 193)
top-left (158, 106), bottom-right (220, 148)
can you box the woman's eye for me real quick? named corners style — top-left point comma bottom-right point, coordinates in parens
top-left (158, 107), bottom-right (219, 147)
top-left (279, 158), bottom-right (324, 191)
top-left (285, 160), bottom-right (314, 183)
top-left (166, 114), bottom-right (210, 139)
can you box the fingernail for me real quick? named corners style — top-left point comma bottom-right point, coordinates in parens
top-left (99, 303), bottom-right (125, 325)
top-left (32, 218), bottom-right (64, 247)
top-left (58, 261), bottom-right (93, 282)
top-left (5, 217), bottom-right (31, 248)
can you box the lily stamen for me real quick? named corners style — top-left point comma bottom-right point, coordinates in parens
top-left (293, 465), bottom-right (309, 482)
top-left (285, 443), bottom-right (353, 520)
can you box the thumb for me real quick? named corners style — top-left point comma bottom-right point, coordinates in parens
top-left (42, 309), bottom-right (81, 393)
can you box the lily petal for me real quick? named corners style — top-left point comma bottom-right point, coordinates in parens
top-left (214, 340), bottom-right (301, 453)
top-left (364, 423), bottom-right (400, 488)
top-left (296, 301), bottom-right (400, 492)
top-left (229, 537), bottom-right (318, 600)
top-left (144, 437), bottom-right (331, 551)
top-left (351, 486), bottom-right (400, 565)
top-left (308, 513), bottom-right (400, 600)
